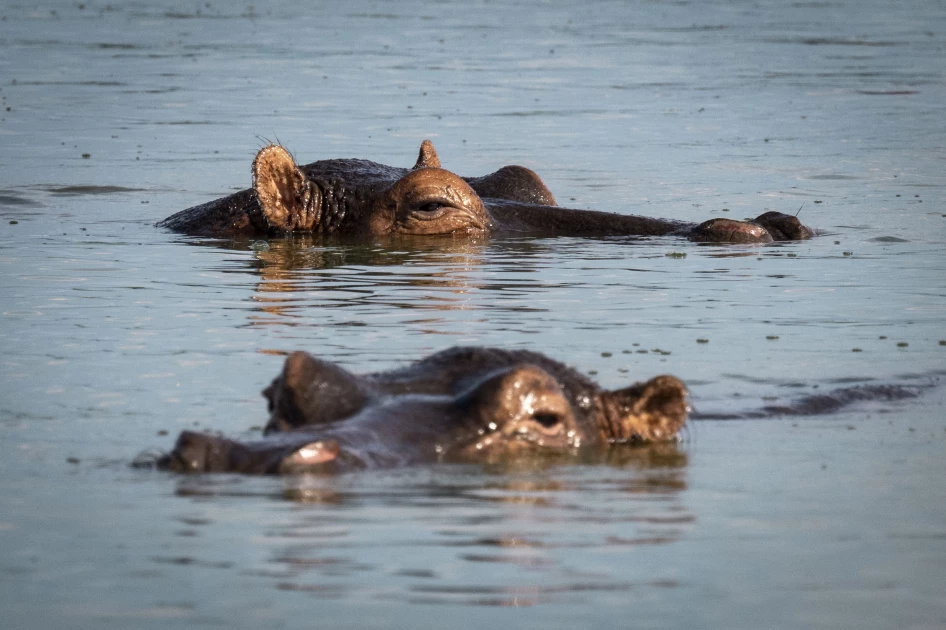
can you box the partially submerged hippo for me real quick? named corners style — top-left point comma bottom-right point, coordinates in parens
top-left (157, 346), bottom-right (689, 474)
top-left (158, 140), bottom-right (813, 243)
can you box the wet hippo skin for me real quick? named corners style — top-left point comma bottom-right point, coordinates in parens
top-left (158, 140), bottom-right (814, 243)
top-left (157, 346), bottom-right (690, 474)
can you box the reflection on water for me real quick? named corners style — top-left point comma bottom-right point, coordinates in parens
top-left (168, 443), bottom-right (689, 607)
top-left (194, 234), bottom-right (629, 342)
top-left (245, 236), bottom-right (496, 322)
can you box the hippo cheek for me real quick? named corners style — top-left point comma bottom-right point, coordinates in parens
top-left (278, 439), bottom-right (342, 474)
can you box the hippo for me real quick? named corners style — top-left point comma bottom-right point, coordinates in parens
top-left (158, 140), bottom-right (813, 244)
top-left (156, 346), bottom-right (689, 474)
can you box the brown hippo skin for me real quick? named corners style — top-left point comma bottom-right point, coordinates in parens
top-left (158, 347), bottom-right (689, 474)
top-left (157, 140), bottom-right (814, 243)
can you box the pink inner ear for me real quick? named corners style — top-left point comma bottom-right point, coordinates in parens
top-left (253, 144), bottom-right (308, 230)
top-left (284, 440), bottom-right (340, 467)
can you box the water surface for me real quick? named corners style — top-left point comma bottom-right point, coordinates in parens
top-left (1, 1), bottom-right (945, 628)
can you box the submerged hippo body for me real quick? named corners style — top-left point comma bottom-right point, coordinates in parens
top-left (158, 140), bottom-right (814, 243)
top-left (159, 346), bottom-right (689, 474)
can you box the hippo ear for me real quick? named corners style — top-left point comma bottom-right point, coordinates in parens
top-left (597, 375), bottom-right (688, 443)
top-left (412, 139), bottom-right (441, 169)
top-left (253, 145), bottom-right (315, 231)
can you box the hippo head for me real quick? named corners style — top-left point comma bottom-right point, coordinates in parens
top-left (252, 140), bottom-right (491, 236)
top-left (161, 139), bottom-right (815, 241)
top-left (158, 348), bottom-right (689, 475)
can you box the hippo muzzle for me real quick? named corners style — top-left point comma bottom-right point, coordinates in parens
top-left (160, 430), bottom-right (343, 475)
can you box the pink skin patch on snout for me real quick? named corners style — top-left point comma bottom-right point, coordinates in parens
top-left (281, 440), bottom-right (340, 469)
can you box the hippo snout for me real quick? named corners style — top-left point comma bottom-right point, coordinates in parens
top-left (159, 430), bottom-right (345, 474)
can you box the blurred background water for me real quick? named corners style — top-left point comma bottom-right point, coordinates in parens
top-left (0, 1), bottom-right (944, 628)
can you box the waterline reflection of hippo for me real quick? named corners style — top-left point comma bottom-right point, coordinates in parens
top-left (157, 347), bottom-right (689, 474)
top-left (158, 140), bottom-right (814, 243)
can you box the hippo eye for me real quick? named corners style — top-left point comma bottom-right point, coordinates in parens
top-left (417, 202), bottom-right (442, 213)
top-left (529, 412), bottom-right (565, 436)
top-left (532, 413), bottom-right (560, 428)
